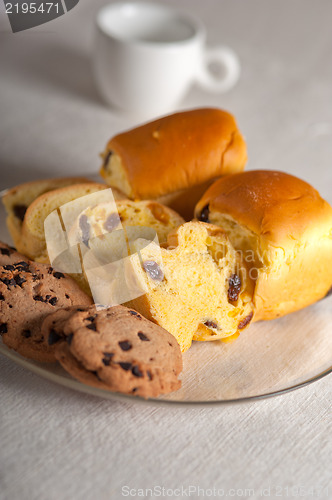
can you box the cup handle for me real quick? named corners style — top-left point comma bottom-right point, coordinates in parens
top-left (195, 46), bottom-right (241, 93)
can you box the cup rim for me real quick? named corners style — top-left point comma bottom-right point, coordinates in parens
top-left (95, 1), bottom-right (206, 48)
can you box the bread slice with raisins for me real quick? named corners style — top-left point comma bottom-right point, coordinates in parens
top-left (124, 221), bottom-right (254, 352)
top-left (3, 177), bottom-right (95, 253)
top-left (71, 199), bottom-right (185, 247)
top-left (10, 182), bottom-right (125, 263)
top-left (62, 200), bottom-right (184, 298)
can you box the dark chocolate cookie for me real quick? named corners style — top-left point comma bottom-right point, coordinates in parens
top-left (0, 261), bottom-right (92, 362)
top-left (42, 305), bottom-right (182, 397)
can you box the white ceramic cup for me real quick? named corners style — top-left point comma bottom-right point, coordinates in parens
top-left (93, 2), bottom-right (240, 116)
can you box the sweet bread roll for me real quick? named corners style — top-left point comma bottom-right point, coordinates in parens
top-left (125, 221), bottom-right (254, 352)
top-left (195, 170), bottom-right (332, 321)
top-left (9, 182), bottom-right (124, 263)
top-left (72, 200), bottom-right (185, 246)
top-left (2, 177), bottom-right (95, 253)
top-left (100, 108), bottom-right (247, 220)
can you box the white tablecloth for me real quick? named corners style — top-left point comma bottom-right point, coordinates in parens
top-left (0, 1), bottom-right (331, 499)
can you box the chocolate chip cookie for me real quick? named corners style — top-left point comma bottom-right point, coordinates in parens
top-left (0, 261), bottom-right (93, 362)
top-left (42, 305), bottom-right (182, 397)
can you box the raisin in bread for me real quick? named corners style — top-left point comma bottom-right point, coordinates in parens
top-left (72, 199), bottom-right (185, 246)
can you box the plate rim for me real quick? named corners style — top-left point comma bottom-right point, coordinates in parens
top-left (1, 342), bottom-right (331, 407)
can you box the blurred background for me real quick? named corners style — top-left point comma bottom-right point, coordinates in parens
top-left (0, 0), bottom-right (331, 202)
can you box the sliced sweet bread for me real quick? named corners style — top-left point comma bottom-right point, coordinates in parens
top-left (3, 177), bottom-right (95, 251)
top-left (72, 199), bottom-right (185, 246)
top-left (125, 221), bottom-right (254, 352)
top-left (14, 183), bottom-right (125, 263)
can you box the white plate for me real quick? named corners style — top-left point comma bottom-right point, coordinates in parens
top-left (0, 184), bottom-right (331, 406)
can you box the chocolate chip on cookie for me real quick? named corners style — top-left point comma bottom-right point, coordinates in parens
top-left (42, 305), bottom-right (182, 397)
top-left (41, 306), bottom-right (82, 347)
top-left (0, 261), bottom-right (92, 362)
top-left (0, 241), bottom-right (28, 267)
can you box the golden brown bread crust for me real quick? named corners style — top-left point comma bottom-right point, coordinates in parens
top-left (3, 177), bottom-right (94, 213)
top-left (195, 170), bottom-right (332, 320)
top-left (155, 179), bottom-right (216, 221)
top-left (100, 108), bottom-right (247, 216)
top-left (196, 170), bottom-right (332, 244)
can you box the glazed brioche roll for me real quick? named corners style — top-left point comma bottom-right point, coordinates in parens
top-left (125, 222), bottom-right (254, 352)
top-left (72, 200), bottom-right (185, 246)
top-left (195, 170), bottom-right (332, 321)
top-left (2, 177), bottom-right (95, 252)
top-left (9, 182), bottom-right (124, 263)
top-left (100, 108), bottom-right (247, 220)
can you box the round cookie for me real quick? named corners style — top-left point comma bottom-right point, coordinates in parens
top-left (44, 305), bottom-right (182, 397)
top-left (0, 261), bottom-right (93, 362)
